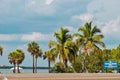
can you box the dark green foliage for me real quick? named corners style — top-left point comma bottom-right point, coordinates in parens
top-left (72, 55), bottom-right (83, 73)
top-left (51, 62), bottom-right (74, 73)
top-left (8, 49), bottom-right (25, 73)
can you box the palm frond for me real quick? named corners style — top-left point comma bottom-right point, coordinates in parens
top-left (91, 26), bottom-right (101, 36)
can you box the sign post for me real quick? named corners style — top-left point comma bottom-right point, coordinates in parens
top-left (103, 60), bottom-right (118, 73)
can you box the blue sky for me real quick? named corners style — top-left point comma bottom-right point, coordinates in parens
top-left (0, 0), bottom-right (120, 67)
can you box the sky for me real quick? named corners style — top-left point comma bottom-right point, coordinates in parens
top-left (0, 0), bottom-right (120, 67)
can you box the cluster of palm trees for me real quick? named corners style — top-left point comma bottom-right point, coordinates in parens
top-left (43, 21), bottom-right (105, 72)
top-left (7, 41), bottom-right (43, 73)
top-left (4, 41), bottom-right (42, 74)
top-left (27, 41), bottom-right (42, 73)
top-left (0, 21), bottom-right (105, 73)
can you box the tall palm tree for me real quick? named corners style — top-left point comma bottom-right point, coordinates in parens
top-left (0, 46), bottom-right (3, 56)
top-left (73, 21), bottom-right (105, 72)
top-left (64, 39), bottom-right (78, 64)
top-left (27, 41), bottom-right (42, 73)
top-left (50, 27), bottom-right (71, 68)
top-left (73, 21), bottom-right (105, 54)
top-left (8, 49), bottom-right (25, 73)
top-left (35, 48), bottom-right (42, 73)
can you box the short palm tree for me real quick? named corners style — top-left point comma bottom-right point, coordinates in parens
top-left (16, 49), bottom-right (25, 73)
top-left (43, 47), bottom-right (57, 73)
top-left (8, 49), bottom-right (25, 73)
top-left (8, 52), bottom-right (16, 73)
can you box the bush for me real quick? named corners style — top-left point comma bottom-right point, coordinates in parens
top-left (51, 62), bottom-right (74, 73)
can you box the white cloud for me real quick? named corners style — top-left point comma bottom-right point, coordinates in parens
top-left (72, 13), bottom-right (93, 21)
top-left (87, 0), bottom-right (120, 21)
top-left (21, 32), bottom-right (52, 41)
top-left (27, 0), bottom-right (36, 6)
top-left (45, 0), bottom-right (54, 5)
top-left (0, 32), bottom-right (53, 42)
top-left (31, 0), bottom-right (36, 5)
top-left (101, 17), bottom-right (120, 40)
top-left (25, 0), bottom-right (56, 16)
top-left (0, 34), bottom-right (20, 41)
top-left (86, 0), bottom-right (120, 48)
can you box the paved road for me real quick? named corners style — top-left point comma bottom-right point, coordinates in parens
top-left (0, 73), bottom-right (120, 80)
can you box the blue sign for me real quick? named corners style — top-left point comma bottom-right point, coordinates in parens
top-left (104, 61), bottom-right (118, 68)
top-left (103, 60), bottom-right (118, 73)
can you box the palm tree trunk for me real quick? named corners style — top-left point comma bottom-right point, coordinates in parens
top-left (18, 64), bottom-right (20, 73)
top-left (82, 54), bottom-right (87, 73)
top-left (13, 63), bottom-right (16, 73)
top-left (48, 58), bottom-right (50, 73)
top-left (60, 54), bottom-right (63, 67)
top-left (16, 60), bottom-right (19, 73)
top-left (35, 57), bottom-right (37, 73)
top-left (33, 54), bottom-right (35, 73)
top-left (17, 63), bottom-right (18, 73)
top-left (64, 58), bottom-right (68, 68)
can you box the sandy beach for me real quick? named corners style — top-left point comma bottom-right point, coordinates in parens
top-left (0, 73), bottom-right (120, 80)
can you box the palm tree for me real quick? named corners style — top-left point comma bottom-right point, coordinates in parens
top-left (43, 47), bottom-right (57, 73)
top-left (8, 49), bottom-right (25, 73)
top-left (64, 39), bottom-right (78, 64)
top-left (16, 49), bottom-right (25, 73)
top-left (0, 46), bottom-right (3, 56)
top-left (8, 52), bottom-right (16, 73)
top-left (50, 27), bottom-right (71, 68)
top-left (27, 41), bottom-right (42, 73)
top-left (35, 47), bottom-right (42, 73)
top-left (73, 21), bottom-right (105, 54)
top-left (43, 40), bottom-right (57, 73)
top-left (73, 21), bottom-right (105, 72)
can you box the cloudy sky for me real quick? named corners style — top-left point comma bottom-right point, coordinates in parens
top-left (0, 0), bottom-right (120, 67)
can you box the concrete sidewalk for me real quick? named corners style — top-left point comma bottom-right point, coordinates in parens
top-left (0, 73), bottom-right (120, 80)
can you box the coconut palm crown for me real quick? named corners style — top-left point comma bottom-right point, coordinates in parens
top-left (73, 21), bottom-right (105, 54)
